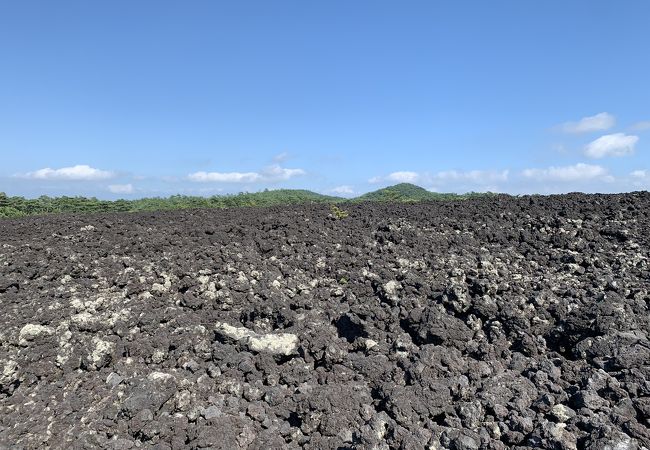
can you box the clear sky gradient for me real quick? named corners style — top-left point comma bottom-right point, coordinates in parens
top-left (1, 1), bottom-right (649, 198)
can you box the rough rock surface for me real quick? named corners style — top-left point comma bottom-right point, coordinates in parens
top-left (1, 194), bottom-right (650, 449)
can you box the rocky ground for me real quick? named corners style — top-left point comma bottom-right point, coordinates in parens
top-left (1, 193), bottom-right (650, 449)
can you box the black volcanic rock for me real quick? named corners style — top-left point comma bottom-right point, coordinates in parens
top-left (1, 193), bottom-right (650, 449)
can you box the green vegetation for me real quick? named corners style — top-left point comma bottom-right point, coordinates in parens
top-left (330, 204), bottom-right (349, 219)
top-left (354, 183), bottom-right (438, 202)
top-left (354, 183), bottom-right (492, 202)
top-left (0, 190), bottom-right (340, 218)
top-left (0, 184), bottom-right (496, 219)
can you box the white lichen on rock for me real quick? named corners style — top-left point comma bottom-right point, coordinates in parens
top-left (383, 280), bottom-right (400, 296)
top-left (89, 337), bottom-right (114, 370)
top-left (248, 333), bottom-right (299, 355)
top-left (215, 321), bottom-right (298, 356)
top-left (363, 339), bottom-right (378, 350)
top-left (551, 404), bottom-right (573, 423)
top-left (1, 359), bottom-right (18, 386)
top-left (19, 324), bottom-right (54, 346)
top-left (216, 322), bottom-right (255, 340)
top-left (151, 349), bottom-right (167, 364)
top-left (71, 312), bottom-right (96, 327)
top-left (148, 371), bottom-right (176, 382)
top-left (55, 322), bottom-right (73, 367)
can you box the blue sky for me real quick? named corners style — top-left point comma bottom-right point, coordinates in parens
top-left (1, 1), bottom-right (649, 198)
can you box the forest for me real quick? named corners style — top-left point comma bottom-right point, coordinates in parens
top-left (0, 184), bottom-right (494, 218)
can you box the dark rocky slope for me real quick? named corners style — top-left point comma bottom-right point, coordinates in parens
top-left (1, 193), bottom-right (649, 449)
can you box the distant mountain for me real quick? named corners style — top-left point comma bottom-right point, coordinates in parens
top-left (354, 183), bottom-right (462, 202)
top-left (221, 189), bottom-right (343, 206)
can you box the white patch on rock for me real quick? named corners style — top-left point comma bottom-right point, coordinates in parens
top-left (106, 372), bottom-right (123, 388)
top-left (70, 298), bottom-right (85, 311)
top-left (89, 337), bottom-right (114, 369)
top-left (216, 322), bottom-right (255, 340)
top-left (397, 258), bottom-right (411, 268)
top-left (361, 268), bottom-right (379, 280)
top-left (151, 283), bottom-right (167, 293)
top-left (248, 333), bottom-right (299, 356)
top-left (148, 371), bottom-right (176, 382)
top-left (551, 404), bottom-right (574, 422)
top-left (383, 280), bottom-right (400, 296)
top-left (202, 405), bottom-right (222, 420)
top-left (71, 312), bottom-right (97, 327)
top-left (151, 349), bottom-right (167, 364)
top-left (1, 360), bottom-right (18, 385)
top-left (363, 339), bottom-right (378, 350)
top-left (19, 324), bottom-right (54, 346)
top-left (215, 322), bottom-right (298, 356)
top-left (55, 323), bottom-right (73, 366)
top-left (175, 389), bottom-right (192, 412)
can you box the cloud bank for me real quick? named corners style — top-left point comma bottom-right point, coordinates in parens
top-left (188, 164), bottom-right (305, 183)
top-left (521, 163), bottom-right (607, 182)
top-left (370, 170), bottom-right (509, 188)
top-left (18, 165), bottom-right (115, 181)
top-left (432, 170), bottom-right (509, 183)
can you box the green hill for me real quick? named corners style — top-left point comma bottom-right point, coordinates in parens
top-left (0, 184), bottom-right (496, 218)
top-left (217, 189), bottom-right (342, 207)
top-left (355, 183), bottom-right (462, 202)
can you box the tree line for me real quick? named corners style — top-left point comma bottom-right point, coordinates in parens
top-left (0, 190), bottom-right (341, 218)
top-left (0, 186), bottom-right (496, 219)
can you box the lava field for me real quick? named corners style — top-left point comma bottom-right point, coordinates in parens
top-left (1, 194), bottom-right (650, 449)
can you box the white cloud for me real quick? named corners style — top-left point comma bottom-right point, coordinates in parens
top-left (387, 171), bottom-right (419, 183)
top-left (584, 133), bottom-right (638, 158)
top-left (18, 164), bottom-right (115, 181)
top-left (631, 170), bottom-right (647, 178)
top-left (188, 171), bottom-right (262, 183)
top-left (522, 163), bottom-right (607, 181)
top-left (433, 169), bottom-right (509, 183)
top-left (369, 171), bottom-right (420, 184)
top-left (108, 183), bottom-right (134, 194)
top-left (369, 169), bottom-right (508, 189)
top-left (558, 112), bottom-right (615, 134)
top-left (330, 185), bottom-right (354, 195)
top-left (260, 164), bottom-right (306, 181)
top-left (630, 121), bottom-right (650, 131)
top-left (188, 164), bottom-right (305, 183)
